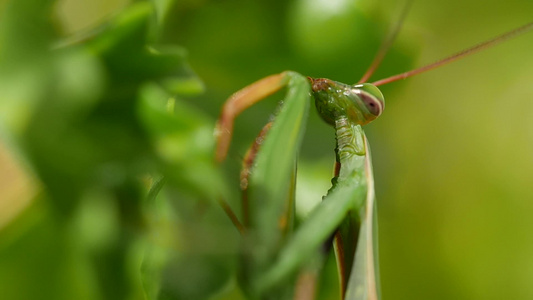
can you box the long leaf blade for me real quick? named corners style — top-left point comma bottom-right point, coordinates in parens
top-left (244, 72), bottom-right (310, 295)
top-left (345, 137), bottom-right (380, 300)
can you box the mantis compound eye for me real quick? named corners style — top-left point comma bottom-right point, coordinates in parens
top-left (353, 83), bottom-right (385, 117)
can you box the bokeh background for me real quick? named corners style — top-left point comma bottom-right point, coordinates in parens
top-left (1, 0), bottom-right (533, 299)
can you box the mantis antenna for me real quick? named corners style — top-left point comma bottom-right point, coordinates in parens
top-left (372, 21), bottom-right (533, 86)
top-left (357, 0), bottom-right (414, 84)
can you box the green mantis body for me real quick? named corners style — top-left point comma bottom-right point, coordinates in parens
top-left (216, 72), bottom-right (385, 299)
top-left (214, 20), bottom-right (533, 299)
top-left (214, 13), bottom-right (533, 300)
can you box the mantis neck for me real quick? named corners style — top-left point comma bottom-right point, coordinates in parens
top-left (334, 116), bottom-right (367, 182)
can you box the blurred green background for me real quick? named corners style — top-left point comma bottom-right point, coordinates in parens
top-left (1, 0), bottom-right (532, 299)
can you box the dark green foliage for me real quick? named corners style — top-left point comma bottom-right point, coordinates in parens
top-left (0, 1), bottom-right (235, 299)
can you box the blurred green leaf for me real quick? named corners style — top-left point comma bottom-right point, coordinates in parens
top-left (137, 83), bottom-right (237, 299)
top-left (0, 1), bottom-right (215, 299)
top-left (137, 83), bottom-right (229, 201)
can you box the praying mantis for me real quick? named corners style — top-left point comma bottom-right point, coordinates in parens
top-left (212, 2), bottom-right (533, 298)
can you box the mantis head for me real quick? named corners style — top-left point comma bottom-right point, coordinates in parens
top-left (309, 78), bottom-right (385, 127)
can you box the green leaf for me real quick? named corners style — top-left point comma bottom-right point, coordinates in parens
top-left (345, 144), bottom-right (380, 300)
top-left (0, 0), bottom-right (57, 135)
top-left (137, 83), bottom-right (230, 201)
top-left (138, 84), bottom-right (239, 299)
top-left (241, 72), bottom-right (310, 296)
top-left (257, 174), bottom-right (366, 292)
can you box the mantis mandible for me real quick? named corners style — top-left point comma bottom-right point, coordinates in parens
top-left (213, 8), bottom-right (533, 299)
